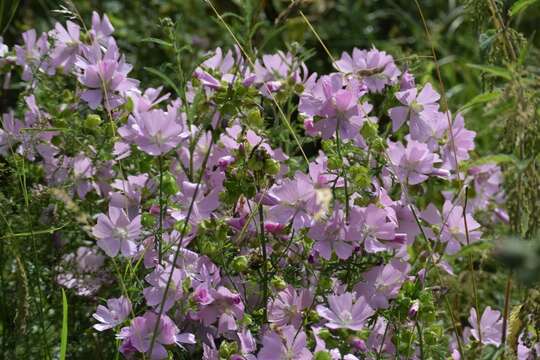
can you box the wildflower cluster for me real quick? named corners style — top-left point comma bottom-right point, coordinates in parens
top-left (1, 11), bottom-right (535, 360)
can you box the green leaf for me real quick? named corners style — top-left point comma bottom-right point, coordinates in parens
top-left (60, 289), bottom-right (68, 360)
top-left (144, 67), bottom-right (181, 96)
top-left (474, 154), bottom-right (516, 166)
top-left (510, 0), bottom-right (539, 16)
top-left (459, 91), bottom-right (501, 111)
top-left (466, 64), bottom-right (512, 80)
top-left (139, 37), bottom-right (172, 48)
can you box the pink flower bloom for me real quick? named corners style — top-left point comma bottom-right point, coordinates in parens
top-left (90, 11), bottom-right (114, 45)
top-left (299, 73), bottom-right (366, 140)
top-left (93, 296), bottom-right (131, 331)
top-left (258, 326), bottom-right (312, 360)
top-left (268, 172), bottom-right (320, 230)
top-left (354, 259), bottom-right (411, 309)
top-left (421, 201), bottom-right (482, 254)
top-left (388, 83), bottom-right (440, 132)
top-left (467, 306), bottom-right (503, 347)
top-left (196, 286), bottom-right (244, 335)
top-left (309, 206), bottom-right (354, 260)
top-left (143, 265), bottom-right (184, 312)
top-left (268, 285), bottom-right (312, 328)
top-left (316, 292), bottom-right (374, 331)
top-left (441, 112), bottom-right (476, 170)
top-left (334, 47), bottom-right (400, 92)
top-left (119, 312), bottom-right (194, 360)
top-left (92, 206), bottom-right (141, 257)
top-left (353, 204), bottom-right (398, 253)
top-left (75, 40), bottom-right (139, 109)
top-left (50, 21), bottom-right (82, 70)
top-left (15, 29), bottom-right (51, 81)
top-left (130, 109), bottom-right (186, 156)
top-left (387, 139), bottom-right (439, 185)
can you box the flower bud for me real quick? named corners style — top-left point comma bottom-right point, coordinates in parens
top-left (141, 213), bottom-right (156, 227)
top-left (408, 299), bottom-right (420, 319)
top-left (84, 114), bottom-right (102, 129)
top-left (162, 172), bottom-right (179, 196)
top-left (246, 108), bottom-right (264, 128)
top-left (271, 276), bottom-right (287, 291)
top-left (231, 255), bottom-right (249, 273)
top-left (351, 338), bottom-right (367, 352)
top-left (264, 158), bottom-right (280, 176)
top-left (360, 121), bottom-right (378, 141)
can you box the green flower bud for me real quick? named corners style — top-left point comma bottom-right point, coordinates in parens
top-left (360, 121), bottom-right (378, 141)
top-left (327, 156), bottom-right (342, 170)
top-left (51, 135), bottom-right (62, 146)
top-left (246, 108), bottom-right (264, 128)
top-left (372, 137), bottom-right (386, 152)
top-left (231, 255), bottom-right (249, 273)
top-left (247, 157), bottom-right (264, 171)
top-left (161, 172), bottom-right (179, 196)
top-left (317, 329), bottom-right (332, 341)
top-left (84, 114), bottom-right (102, 129)
top-left (264, 158), bottom-right (280, 176)
top-left (141, 213), bottom-right (156, 227)
top-left (271, 276), bottom-right (287, 291)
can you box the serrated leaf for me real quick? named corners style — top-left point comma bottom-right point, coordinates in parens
top-left (459, 91), bottom-right (501, 111)
top-left (466, 64), bottom-right (512, 80)
top-left (510, 0), bottom-right (539, 16)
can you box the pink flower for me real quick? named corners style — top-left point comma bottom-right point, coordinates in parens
top-left (467, 306), bottom-right (503, 347)
top-left (93, 296), bottom-right (131, 331)
top-left (50, 21), bottom-right (82, 70)
top-left (388, 83), bottom-right (440, 132)
top-left (119, 312), bottom-right (195, 360)
top-left (334, 47), bottom-right (400, 92)
top-left (387, 139), bottom-right (439, 185)
top-left (92, 206), bottom-right (141, 257)
top-left (316, 292), bottom-right (374, 331)
top-left (354, 260), bottom-right (411, 309)
top-left (268, 285), bottom-right (312, 328)
top-left (75, 40), bottom-right (138, 109)
top-left (258, 326), bottom-right (312, 360)
top-left (309, 205), bottom-right (354, 260)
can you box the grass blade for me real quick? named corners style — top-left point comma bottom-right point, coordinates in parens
top-left (60, 289), bottom-right (68, 360)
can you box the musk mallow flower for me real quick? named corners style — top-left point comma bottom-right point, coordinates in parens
top-left (258, 326), bottom-right (312, 360)
top-left (334, 47), bottom-right (400, 93)
top-left (92, 296), bottom-right (131, 331)
top-left (467, 306), bottom-right (503, 347)
top-left (75, 40), bottom-right (139, 109)
top-left (268, 171), bottom-right (321, 230)
top-left (90, 11), bottom-right (114, 45)
top-left (130, 109), bottom-right (186, 156)
top-left (388, 83), bottom-right (440, 132)
top-left (309, 205), bottom-right (354, 260)
top-left (316, 292), bottom-right (374, 331)
top-left (143, 265), bottom-right (185, 312)
top-left (268, 285), bottom-right (313, 328)
top-left (421, 201), bottom-right (482, 254)
top-left (118, 312), bottom-right (195, 360)
top-left (441, 112), bottom-right (476, 170)
top-left (352, 204), bottom-right (398, 254)
top-left (298, 73), bottom-right (366, 140)
top-left (92, 206), bottom-right (141, 257)
top-left (354, 259), bottom-right (411, 309)
top-left (387, 139), bottom-right (440, 185)
top-left (50, 20), bottom-right (82, 70)
top-left (196, 286), bottom-right (244, 334)
top-left (15, 29), bottom-right (51, 81)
